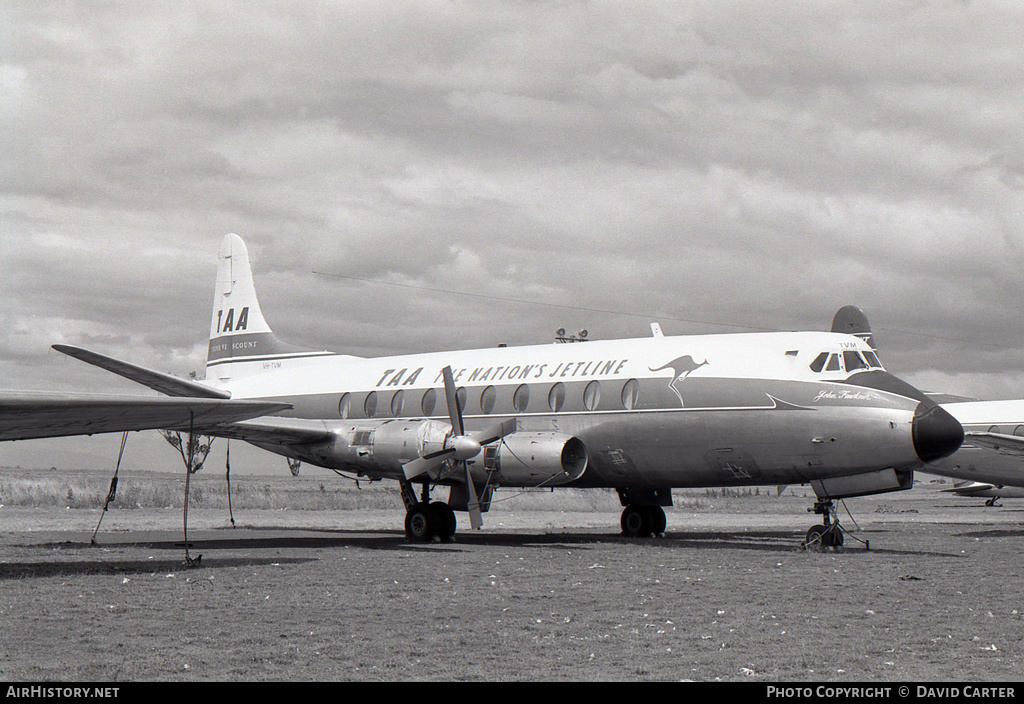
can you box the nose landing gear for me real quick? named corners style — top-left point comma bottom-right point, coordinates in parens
top-left (803, 499), bottom-right (854, 552)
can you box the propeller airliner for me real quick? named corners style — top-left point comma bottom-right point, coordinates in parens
top-left (0, 236), bottom-right (965, 547)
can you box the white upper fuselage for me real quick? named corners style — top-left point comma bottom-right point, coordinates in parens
top-left (212, 330), bottom-right (885, 410)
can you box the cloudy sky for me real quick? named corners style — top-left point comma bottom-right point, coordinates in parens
top-left (2, 1), bottom-right (1023, 474)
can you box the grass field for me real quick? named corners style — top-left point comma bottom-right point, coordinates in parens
top-left (0, 468), bottom-right (1022, 682)
top-left (0, 466), bottom-right (788, 513)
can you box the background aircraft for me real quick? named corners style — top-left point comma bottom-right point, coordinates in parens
top-left (1, 236), bottom-right (964, 548)
top-left (831, 305), bottom-right (1024, 505)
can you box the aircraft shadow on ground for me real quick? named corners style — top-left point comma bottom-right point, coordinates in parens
top-left (1, 524), bottom-right (960, 578)
top-left (0, 555), bottom-right (315, 581)
top-left (961, 527), bottom-right (1024, 539)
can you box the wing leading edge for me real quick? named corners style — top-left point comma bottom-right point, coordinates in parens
top-left (6, 345), bottom-right (332, 449)
top-left (0, 394), bottom-right (292, 442)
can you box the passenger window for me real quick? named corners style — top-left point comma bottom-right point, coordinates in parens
top-left (621, 379), bottom-right (640, 410)
top-left (421, 388), bottom-right (436, 416)
top-left (584, 380), bottom-right (601, 411)
top-left (338, 393), bottom-right (351, 419)
top-left (826, 354), bottom-right (841, 372)
top-left (480, 386), bottom-right (496, 414)
top-left (364, 391), bottom-right (378, 417)
top-left (810, 352), bottom-right (828, 373)
top-left (513, 384), bottom-right (530, 413)
top-left (548, 382), bottom-right (565, 412)
top-left (391, 390), bottom-right (405, 417)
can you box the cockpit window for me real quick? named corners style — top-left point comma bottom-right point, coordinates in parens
top-left (843, 351), bottom-right (867, 372)
top-left (810, 349), bottom-right (884, 374)
top-left (810, 352), bottom-right (828, 373)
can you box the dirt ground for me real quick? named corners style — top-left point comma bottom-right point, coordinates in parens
top-left (0, 481), bottom-right (1022, 682)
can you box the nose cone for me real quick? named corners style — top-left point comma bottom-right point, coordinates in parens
top-left (912, 402), bottom-right (964, 462)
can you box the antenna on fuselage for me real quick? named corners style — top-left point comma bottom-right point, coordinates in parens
top-left (555, 328), bottom-right (590, 343)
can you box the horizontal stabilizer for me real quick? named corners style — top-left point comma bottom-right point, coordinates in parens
top-left (0, 394), bottom-right (290, 441)
top-left (53, 345), bottom-right (229, 399)
top-left (943, 481), bottom-right (997, 495)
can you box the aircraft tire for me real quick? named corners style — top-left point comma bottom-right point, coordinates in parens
top-left (430, 501), bottom-right (457, 540)
top-left (805, 524), bottom-right (844, 551)
top-left (405, 502), bottom-right (438, 542)
top-left (826, 525), bottom-right (843, 551)
top-left (650, 506), bottom-right (667, 536)
top-left (621, 505), bottom-right (654, 538)
top-left (804, 524), bottom-right (828, 551)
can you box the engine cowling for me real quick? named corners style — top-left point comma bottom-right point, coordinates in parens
top-left (489, 431), bottom-right (588, 487)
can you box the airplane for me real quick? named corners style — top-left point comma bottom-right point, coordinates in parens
top-left (929, 398), bottom-right (1024, 506)
top-left (831, 305), bottom-right (1024, 506)
top-left (0, 235), bottom-right (965, 548)
top-left (941, 480), bottom-right (1024, 506)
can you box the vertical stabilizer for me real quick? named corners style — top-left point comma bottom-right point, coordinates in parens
top-left (206, 234), bottom-right (331, 381)
top-left (830, 305), bottom-right (875, 349)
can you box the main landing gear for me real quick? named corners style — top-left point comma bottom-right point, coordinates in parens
top-left (803, 499), bottom-right (845, 552)
top-left (620, 505), bottom-right (667, 538)
top-left (617, 488), bottom-right (671, 538)
top-left (400, 480), bottom-right (457, 543)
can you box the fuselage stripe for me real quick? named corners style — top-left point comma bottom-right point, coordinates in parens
top-left (207, 352), bottom-right (337, 368)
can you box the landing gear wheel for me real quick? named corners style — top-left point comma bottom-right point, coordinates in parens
top-left (430, 501), bottom-right (457, 541)
top-left (804, 523), bottom-right (843, 552)
top-left (621, 505), bottom-right (653, 537)
top-left (828, 525), bottom-right (844, 551)
top-left (405, 502), bottom-right (438, 543)
top-left (649, 506), bottom-right (667, 536)
top-left (804, 524), bottom-right (828, 552)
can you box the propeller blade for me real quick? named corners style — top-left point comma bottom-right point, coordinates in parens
top-left (469, 418), bottom-right (517, 446)
top-left (402, 448), bottom-right (455, 480)
top-left (442, 365), bottom-right (464, 436)
top-left (465, 463), bottom-right (483, 530)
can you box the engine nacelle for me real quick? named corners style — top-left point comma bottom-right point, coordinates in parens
top-left (489, 432), bottom-right (588, 487)
top-left (299, 420), bottom-right (444, 476)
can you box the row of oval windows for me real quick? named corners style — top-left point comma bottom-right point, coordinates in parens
top-left (988, 425), bottom-right (1024, 436)
top-left (339, 379), bottom-right (643, 419)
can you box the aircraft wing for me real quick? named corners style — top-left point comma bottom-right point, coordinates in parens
top-left (963, 431), bottom-right (1024, 456)
top-left (52, 345), bottom-right (230, 399)
top-left (199, 417), bottom-right (338, 446)
top-left (0, 394), bottom-right (291, 442)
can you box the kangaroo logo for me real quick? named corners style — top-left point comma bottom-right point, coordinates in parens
top-left (649, 355), bottom-right (709, 407)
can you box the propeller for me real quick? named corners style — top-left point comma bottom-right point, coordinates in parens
top-left (402, 366), bottom-right (517, 529)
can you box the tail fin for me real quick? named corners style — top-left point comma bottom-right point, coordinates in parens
top-left (830, 305), bottom-right (875, 349)
top-left (206, 234), bottom-right (331, 382)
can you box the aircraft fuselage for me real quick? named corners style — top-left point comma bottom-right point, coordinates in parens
top-left (216, 330), bottom-right (958, 491)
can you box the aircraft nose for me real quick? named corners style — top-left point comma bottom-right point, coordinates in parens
top-left (912, 402), bottom-right (964, 463)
